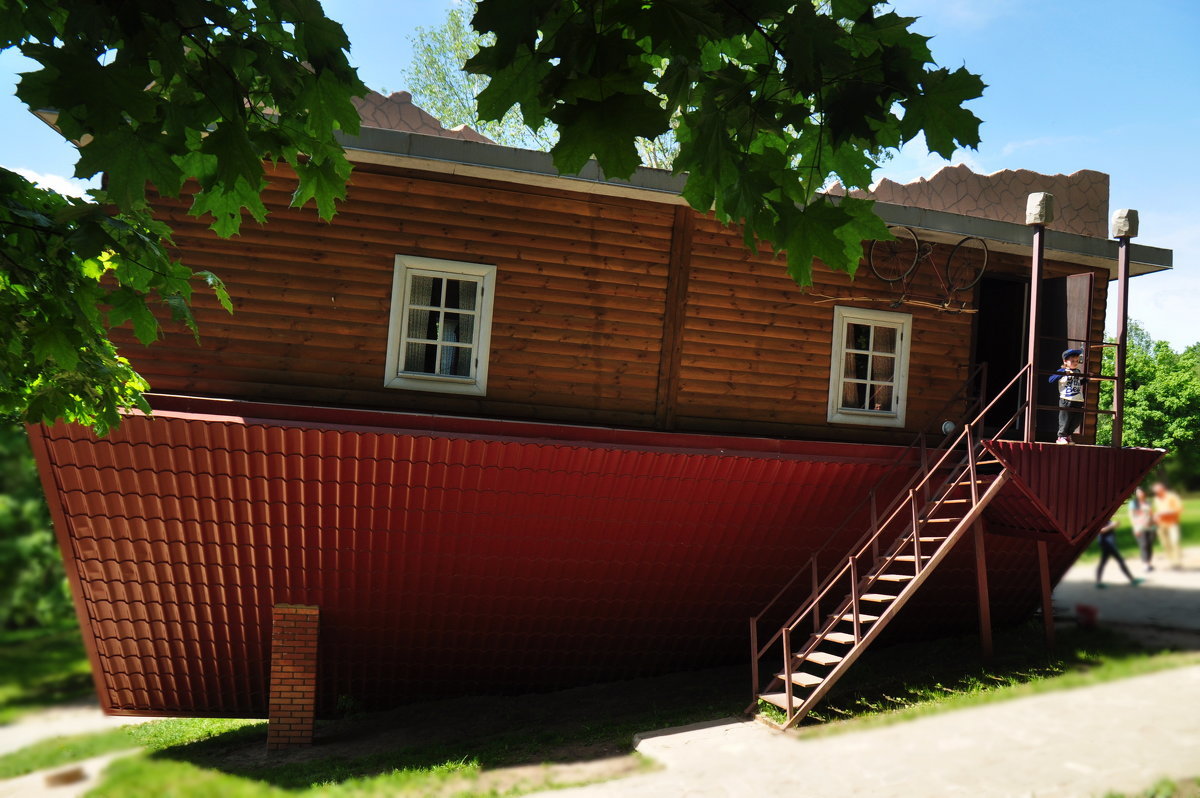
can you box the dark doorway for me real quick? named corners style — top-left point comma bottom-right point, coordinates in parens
top-left (973, 276), bottom-right (1027, 436)
top-left (1038, 273), bottom-right (1094, 440)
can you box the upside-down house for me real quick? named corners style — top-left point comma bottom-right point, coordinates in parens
top-left (28, 92), bottom-right (1171, 737)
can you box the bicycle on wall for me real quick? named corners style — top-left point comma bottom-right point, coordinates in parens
top-left (869, 226), bottom-right (989, 308)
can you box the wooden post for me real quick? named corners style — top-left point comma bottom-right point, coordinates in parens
top-left (1036, 540), bottom-right (1054, 649)
top-left (974, 520), bottom-right (993, 659)
top-left (1024, 193), bottom-right (1054, 443)
top-left (653, 206), bottom-right (694, 430)
top-left (1111, 209), bottom-right (1138, 448)
top-left (267, 603), bottom-right (319, 751)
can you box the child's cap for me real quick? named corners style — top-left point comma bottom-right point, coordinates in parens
top-left (1062, 348), bottom-right (1083, 360)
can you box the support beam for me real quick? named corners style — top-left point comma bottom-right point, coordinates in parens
top-left (1111, 209), bottom-right (1138, 448)
top-left (1036, 540), bottom-right (1055, 649)
top-left (974, 520), bottom-right (993, 659)
top-left (1024, 193), bottom-right (1054, 443)
top-left (268, 603), bottom-right (320, 751)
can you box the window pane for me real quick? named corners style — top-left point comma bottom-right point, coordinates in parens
top-left (848, 323), bottom-right (871, 350)
top-left (440, 345), bottom-right (472, 377)
top-left (871, 355), bottom-right (895, 382)
top-left (841, 381), bottom-right (865, 409)
top-left (407, 309), bottom-right (436, 341)
top-left (874, 326), bottom-right (896, 354)
top-left (444, 278), bottom-right (477, 311)
top-left (441, 313), bottom-right (475, 344)
top-left (403, 342), bottom-right (437, 374)
top-left (410, 276), bottom-right (439, 307)
top-left (871, 385), bottom-right (893, 412)
top-left (844, 352), bottom-right (868, 380)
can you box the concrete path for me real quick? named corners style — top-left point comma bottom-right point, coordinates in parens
top-left (542, 548), bottom-right (1200, 798)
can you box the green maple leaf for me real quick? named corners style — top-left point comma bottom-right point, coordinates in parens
top-left (782, 196), bottom-right (889, 283)
top-left (470, 44), bottom-right (553, 128)
top-left (550, 93), bottom-right (669, 178)
top-left (901, 67), bottom-right (986, 157)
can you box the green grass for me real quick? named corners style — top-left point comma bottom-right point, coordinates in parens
top-left (1104, 777), bottom-right (1200, 798)
top-left (4, 618), bottom-right (1196, 798)
top-left (0, 728), bottom-right (137, 780)
top-left (1076, 489), bottom-right (1200, 565)
top-left (765, 620), bottom-right (1199, 734)
top-left (0, 622), bottom-right (93, 724)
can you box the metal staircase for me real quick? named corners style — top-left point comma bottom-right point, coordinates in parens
top-left (749, 366), bottom-right (1030, 730)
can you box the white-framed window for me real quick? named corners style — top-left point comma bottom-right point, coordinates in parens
top-left (827, 306), bottom-right (912, 428)
top-left (384, 255), bottom-right (497, 396)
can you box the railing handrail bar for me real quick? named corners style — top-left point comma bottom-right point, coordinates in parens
top-left (755, 364), bottom-right (1030, 659)
top-left (749, 363), bottom-right (987, 629)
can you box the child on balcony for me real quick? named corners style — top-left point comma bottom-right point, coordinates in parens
top-left (1048, 348), bottom-right (1085, 444)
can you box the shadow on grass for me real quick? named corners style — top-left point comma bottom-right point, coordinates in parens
top-left (120, 617), bottom-right (1194, 794)
top-left (798, 618), bottom-right (1175, 727)
top-left (129, 663), bottom-right (748, 793)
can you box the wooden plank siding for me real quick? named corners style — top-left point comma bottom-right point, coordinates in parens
top-left (112, 161), bottom-right (1113, 441)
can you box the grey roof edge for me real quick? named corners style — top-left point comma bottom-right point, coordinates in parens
top-left (340, 127), bottom-right (1171, 278)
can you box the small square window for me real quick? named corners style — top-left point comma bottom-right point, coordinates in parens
top-left (385, 256), bottom-right (496, 396)
top-left (827, 306), bottom-right (912, 427)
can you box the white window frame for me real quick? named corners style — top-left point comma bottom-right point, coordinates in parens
top-left (826, 305), bottom-right (912, 428)
top-left (384, 255), bottom-right (496, 396)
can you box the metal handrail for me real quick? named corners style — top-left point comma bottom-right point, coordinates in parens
top-left (751, 364), bottom-right (1031, 699)
top-left (749, 363), bottom-right (988, 659)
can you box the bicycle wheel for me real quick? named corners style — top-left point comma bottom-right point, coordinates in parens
top-left (946, 236), bottom-right (988, 291)
top-left (869, 226), bottom-right (920, 283)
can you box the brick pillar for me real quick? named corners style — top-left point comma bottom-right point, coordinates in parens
top-left (267, 603), bottom-right (319, 751)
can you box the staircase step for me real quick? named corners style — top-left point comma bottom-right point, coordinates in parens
top-left (860, 593), bottom-right (897, 603)
top-left (894, 554), bottom-right (932, 562)
top-left (804, 651), bottom-right (844, 666)
top-left (822, 631), bottom-right (856, 644)
top-left (838, 612), bottom-right (879, 623)
top-left (876, 573), bottom-right (914, 582)
top-left (922, 517), bottom-right (959, 524)
top-left (760, 692), bottom-right (802, 712)
top-left (776, 670), bottom-right (824, 688)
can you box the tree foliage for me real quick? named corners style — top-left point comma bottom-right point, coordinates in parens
top-left (1098, 321), bottom-right (1200, 488)
top-left (0, 0), bottom-right (367, 433)
top-left (466, 0), bottom-right (985, 285)
top-left (0, 421), bottom-right (71, 629)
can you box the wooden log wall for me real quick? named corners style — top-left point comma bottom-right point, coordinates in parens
top-left (113, 160), bottom-right (1111, 442)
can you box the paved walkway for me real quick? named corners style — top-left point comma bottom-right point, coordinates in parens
top-left (542, 547), bottom-right (1200, 798)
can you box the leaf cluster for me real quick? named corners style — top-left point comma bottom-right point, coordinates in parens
top-left (1098, 321), bottom-right (1200, 488)
top-left (466, 0), bottom-right (985, 284)
top-left (0, 0), bottom-right (367, 432)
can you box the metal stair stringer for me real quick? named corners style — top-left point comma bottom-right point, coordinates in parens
top-left (759, 466), bottom-right (1011, 729)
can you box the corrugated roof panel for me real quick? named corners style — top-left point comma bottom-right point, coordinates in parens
top-left (30, 400), bottom-right (1160, 716)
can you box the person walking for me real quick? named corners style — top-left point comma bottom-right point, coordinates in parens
top-left (1152, 482), bottom-right (1184, 569)
top-left (1128, 486), bottom-right (1156, 572)
top-left (1096, 519), bottom-right (1142, 588)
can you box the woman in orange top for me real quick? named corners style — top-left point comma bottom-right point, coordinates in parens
top-left (1152, 482), bottom-right (1184, 569)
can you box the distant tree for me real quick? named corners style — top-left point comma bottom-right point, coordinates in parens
top-left (465, 0), bottom-right (985, 285)
top-left (402, 3), bottom-right (554, 151)
top-left (0, 421), bottom-right (70, 629)
top-left (1, 0), bottom-right (368, 434)
top-left (403, 1), bottom-right (682, 168)
top-left (1098, 321), bottom-right (1200, 487)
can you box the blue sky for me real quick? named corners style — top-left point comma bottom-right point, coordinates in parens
top-left (2, 0), bottom-right (1196, 349)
